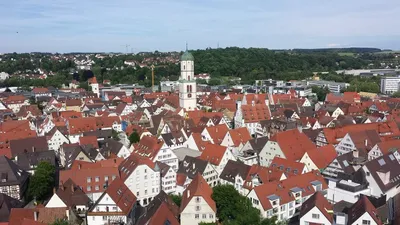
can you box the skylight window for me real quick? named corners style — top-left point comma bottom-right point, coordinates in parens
top-left (343, 160), bottom-right (349, 167)
top-left (389, 154), bottom-right (395, 161)
top-left (378, 158), bottom-right (386, 166)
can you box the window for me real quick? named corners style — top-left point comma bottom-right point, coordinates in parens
top-left (312, 214), bottom-right (320, 219)
top-left (196, 197), bottom-right (201, 203)
top-left (102, 216), bottom-right (107, 221)
top-left (95, 176), bottom-right (100, 182)
top-left (195, 206), bottom-right (201, 211)
top-left (209, 214), bottom-right (214, 219)
top-left (87, 186), bottom-right (91, 191)
top-left (145, 190), bottom-right (147, 195)
top-left (195, 214), bottom-right (199, 219)
top-left (87, 177), bottom-right (91, 183)
top-left (137, 191), bottom-right (139, 196)
top-left (95, 185), bottom-right (99, 191)
top-left (202, 214), bottom-right (207, 219)
top-left (362, 220), bottom-right (371, 225)
top-left (145, 169), bottom-right (147, 173)
top-left (281, 204), bottom-right (286, 211)
top-left (105, 176), bottom-right (108, 181)
top-left (112, 175), bottom-right (116, 180)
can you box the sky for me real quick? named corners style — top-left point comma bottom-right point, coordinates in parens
top-left (0, 0), bottom-right (399, 53)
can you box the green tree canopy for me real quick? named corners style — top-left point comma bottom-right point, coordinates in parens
top-left (129, 131), bottom-right (140, 145)
top-left (169, 194), bottom-right (182, 207)
top-left (212, 185), bottom-right (278, 225)
top-left (28, 161), bottom-right (56, 202)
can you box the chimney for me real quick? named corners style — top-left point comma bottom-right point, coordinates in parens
top-left (32, 146), bottom-right (35, 152)
top-left (78, 164), bottom-right (81, 170)
top-left (53, 187), bottom-right (56, 194)
top-left (193, 164), bottom-right (195, 170)
top-left (34, 211), bottom-right (39, 221)
top-left (365, 139), bottom-right (368, 147)
top-left (71, 184), bottom-right (75, 193)
top-left (187, 190), bottom-right (190, 198)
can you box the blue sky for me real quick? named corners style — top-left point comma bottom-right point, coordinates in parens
top-left (0, 0), bottom-right (399, 53)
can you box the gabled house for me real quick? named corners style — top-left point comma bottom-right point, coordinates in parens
top-left (87, 178), bottom-right (137, 225)
top-left (132, 191), bottom-right (180, 225)
top-left (259, 129), bottom-right (316, 167)
top-left (176, 156), bottom-right (219, 193)
top-left (323, 152), bottom-right (357, 178)
top-left (68, 117), bottom-right (97, 143)
top-left (46, 178), bottom-right (90, 212)
top-left (130, 136), bottom-right (178, 171)
top-left (185, 133), bottom-right (210, 151)
top-left (9, 136), bottom-right (49, 158)
top-left (59, 158), bottom-right (123, 202)
top-left (300, 144), bottom-right (337, 171)
top-left (346, 196), bottom-right (383, 225)
top-left (238, 136), bottom-right (269, 165)
top-left (0, 193), bottom-right (24, 223)
top-left (269, 157), bottom-right (309, 177)
top-left (180, 174), bottom-right (217, 225)
top-left (45, 126), bottom-right (70, 154)
top-left (199, 143), bottom-right (236, 175)
top-left (200, 124), bottom-right (229, 145)
top-left (119, 153), bottom-right (160, 206)
top-left (247, 170), bottom-right (327, 221)
top-left (99, 139), bottom-right (131, 159)
top-left (220, 127), bottom-right (252, 154)
top-left (15, 150), bottom-right (56, 174)
top-left (0, 156), bottom-right (29, 200)
top-left (234, 102), bottom-right (271, 135)
top-left (299, 191), bottom-right (333, 225)
top-left (335, 129), bottom-right (381, 157)
top-left (368, 139), bottom-right (400, 161)
top-left (156, 162), bottom-right (177, 194)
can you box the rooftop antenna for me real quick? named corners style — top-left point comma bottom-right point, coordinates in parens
top-left (217, 42), bottom-right (220, 49)
top-left (151, 65), bottom-right (155, 92)
top-left (186, 42), bottom-right (188, 51)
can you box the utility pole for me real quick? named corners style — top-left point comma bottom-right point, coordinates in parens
top-left (151, 65), bottom-right (155, 92)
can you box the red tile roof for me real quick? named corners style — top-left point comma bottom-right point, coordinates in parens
top-left (375, 139), bottom-right (400, 155)
top-left (253, 170), bottom-right (327, 211)
top-left (79, 136), bottom-right (99, 148)
top-left (180, 174), bottom-right (216, 212)
top-left (228, 127), bottom-right (252, 147)
top-left (59, 159), bottom-right (122, 194)
top-left (3, 95), bottom-right (26, 104)
top-left (270, 157), bottom-right (307, 177)
top-left (205, 124), bottom-right (229, 145)
top-left (68, 117), bottom-right (97, 135)
top-left (243, 164), bottom-right (283, 190)
top-left (131, 136), bottom-right (164, 161)
top-left (347, 196), bottom-right (382, 225)
top-left (9, 207), bottom-right (68, 225)
top-left (270, 129), bottom-right (316, 162)
top-left (119, 152), bottom-right (156, 181)
top-left (305, 144), bottom-right (337, 169)
top-left (241, 103), bottom-right (271, 123)
top-left (300, 191), bottom-right (333, 222)
top-left (199, 143), bottom-right (228, 166)
top-left (104, 178), bottom-right (137, 214)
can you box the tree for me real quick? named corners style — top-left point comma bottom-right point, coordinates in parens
top-left (112, 130), bottom-right (120, 141)
top-left (129, 131), bottom-right (140, 145)
top-left (392, 92), bottom-right (400, 98)
top-left (28, 161), bottom-right (56, 202)
top-left (50, 218), bottom-right (69, 225)
top-left (312, 86), bottom-right (330, 101)
top-left (169, 194), bottom-right (182, 207)
top-left (212, 185), bottom-right (264, 225)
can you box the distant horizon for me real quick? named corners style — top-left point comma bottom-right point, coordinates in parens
top-left (0, 46), bottom-right (398, 55)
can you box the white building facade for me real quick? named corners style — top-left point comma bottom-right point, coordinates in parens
top-left (179, 49), bottom-right (197, 111)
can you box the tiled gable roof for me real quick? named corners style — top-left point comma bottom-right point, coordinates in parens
top-left (270, 129), bottom-right (316, 162)
top-left (269, 157), bottom-right (306, 177)
top-left (346, 195), bottom-right (383, 225)
top-left (253, 170), bottom-right (327, 211)
top-left (205, 124), bottom-right (229, 145)
top-left (305, 144), bottom-right (337, 169)
top-left (241, 103), bottom-right (271, 123)
top-left (228, 127), bottom-right (252, 147)
top-left (131, 136), bottom-right (164, 161)
top-left (180, 174), bottom-right (216, 212)
top-left (300, 191), bottom-right (333, 222)
top-left (199, 143), bottom-right (228, 166)
top-left (219, 160), bottom-right (250, 183)
top-left (118, 153), bottom-right (156, 181)
top-left (68, 117), bottom-right (97, 135)
top-left (104, 177), bottom-right (137, 214)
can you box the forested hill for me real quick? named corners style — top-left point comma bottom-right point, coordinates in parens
top-left (191, 47), bottom-right (370, 83)
top-left (288, 47), bottom-right (382, 53)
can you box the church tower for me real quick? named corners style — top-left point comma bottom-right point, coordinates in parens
top-left (179, 46), bottom-right (197, 111)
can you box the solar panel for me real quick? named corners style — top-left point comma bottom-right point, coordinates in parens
top-left (378, 158), bottom-right (386, 166)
